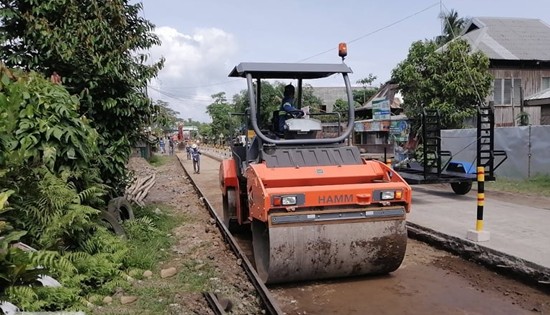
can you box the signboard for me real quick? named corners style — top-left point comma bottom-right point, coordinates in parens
top-left (389, 120), bottom-right (409, 142)
top-left (355, 120), bottom-right (390, 132)
top-left (372, 98), bottom-right (391, 120)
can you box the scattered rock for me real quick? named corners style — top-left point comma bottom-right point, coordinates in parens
top-left (194, 263), bottom-right (205, 271)
top-left (120, 296), bottom-right (138, 305)
top-left (236, 259), bottom-right (242, 266)
top-left (143, 270), bottom-right (153, 278)
top-left (160, 267), bottom-right (177, 278)
top-left (102, 296), bottom-right (113, 304)
top-left (154, 208), bottom-right (163, 215)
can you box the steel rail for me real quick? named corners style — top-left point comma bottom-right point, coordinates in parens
top-left (176, 154), bottom-right (283, 315)
top-left (202, 292), bottom-right (226, 315)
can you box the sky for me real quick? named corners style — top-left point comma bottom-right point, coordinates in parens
top-left (137, 0), bottom-right (550, 122)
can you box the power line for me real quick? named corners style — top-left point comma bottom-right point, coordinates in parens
top-left (297, 2), bottom-right (440, 62)
top-left (159, 79), bottom-right (242, 90)
top-left (148, 86), bottom-right (214, 103)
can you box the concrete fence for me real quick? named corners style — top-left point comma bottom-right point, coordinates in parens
top-left (441, 125), bottom-right (550, 179)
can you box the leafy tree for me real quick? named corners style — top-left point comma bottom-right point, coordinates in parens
top-left (0, 66), bottom-right (99, 174)
top-left (198, 124), bottom-right (212, 143)
top-left (391, 39), bottom-right (491, 131)
top-left (151, 100), bottom-right (179, 136)
top-left (353, 74), bottom-right (379, 105)
top-left (0, 0), bottom-right (164, 194)
top-left (436, 9), bottom-right (468, 46)
top-left (0, 65), bottom-right (135, 311)
top-left (332, 98), bottom-right (348, 114)
top-left (206, 92), bottom-right (237, 141)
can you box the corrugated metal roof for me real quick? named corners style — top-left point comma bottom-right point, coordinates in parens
top-left (461, 17), bottom-right (550, 61)
top-left (525, 87), bottom-right (550, 100)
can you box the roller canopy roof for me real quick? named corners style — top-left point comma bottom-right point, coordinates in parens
top-left (228, 62), bottom-right (353, 79)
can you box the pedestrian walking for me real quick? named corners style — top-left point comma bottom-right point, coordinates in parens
top-left (191, 143), bottom-right (201, 174)
top-left (185, 142), bottom-right (191, 160)
top-left (159, 138), bottom-right (165, 154)
top-left (169, 138), bottom-right (174, 155)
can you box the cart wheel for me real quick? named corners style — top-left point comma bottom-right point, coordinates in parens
top-left (451, 182), bottom-right (472, 195)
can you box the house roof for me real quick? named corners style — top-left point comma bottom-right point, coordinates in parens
top-left (460, 17), bottom-right (550, 61)
top-left (525, 87), bottom-right (550, 101)
top-left (357, 83), bottom-right (402, 110)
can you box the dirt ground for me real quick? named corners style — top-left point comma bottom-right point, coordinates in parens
top-left (115, 153), bottom-right (549, 315)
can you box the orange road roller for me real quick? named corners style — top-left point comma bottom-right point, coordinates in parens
top-left (220, 49), bottom-right (412, 284)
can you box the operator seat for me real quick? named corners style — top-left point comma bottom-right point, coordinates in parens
top-left (271, 110), bottom-right (286, 138)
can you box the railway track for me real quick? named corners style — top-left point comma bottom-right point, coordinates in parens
top-left (177, 153), bottom-right (283, 315)
top-left (178, 150), bottom-right (549, 315)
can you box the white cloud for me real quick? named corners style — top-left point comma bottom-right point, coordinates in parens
top-left (146, 26), bottom-right (239, 122)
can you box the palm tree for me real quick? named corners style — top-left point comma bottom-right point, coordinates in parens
top-left (436, 10), bottom-right (466, 46)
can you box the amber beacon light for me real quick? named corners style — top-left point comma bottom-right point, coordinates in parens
top-left (338, 42), bottom-right (347, 61)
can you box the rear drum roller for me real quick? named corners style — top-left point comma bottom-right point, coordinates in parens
top-left (222, 188), bottom-right (240, 233)
top-left (451, 181), bottom-right (472, 195)
top-left (252, 215), bottom-right (408, 284)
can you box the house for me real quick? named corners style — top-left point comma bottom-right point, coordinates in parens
top-left (524, 88), bottom-right (550, 124)
top-left (459, 17), bottom-right (550, 126)
top-left (353, 82), bottom-right (408, 158)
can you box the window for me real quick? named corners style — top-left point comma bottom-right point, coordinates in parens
top-left (543, 77), bottom-right (550, 90)
top-left (493, 78), bottom-right (521, 105)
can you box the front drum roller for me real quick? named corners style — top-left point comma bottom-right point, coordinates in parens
top-left (252, 212), bottom-right (408, 284)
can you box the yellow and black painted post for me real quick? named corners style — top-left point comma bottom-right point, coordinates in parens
top-left (476, 166), bottom-right (485, 231)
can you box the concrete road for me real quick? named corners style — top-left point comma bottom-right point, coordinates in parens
top-left (408, 184), bottom-right (550, 268)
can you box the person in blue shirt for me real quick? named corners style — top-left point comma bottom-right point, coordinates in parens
top-left (191, 143), bottom-right (201, 174)
top-left (278, 84), bottom-right (304, 133)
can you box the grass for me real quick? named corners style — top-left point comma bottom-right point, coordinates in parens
top-left (122, 204), bottom-right (187, 270)
top-left (483, 174), bottom-right (550, 197)
top-left (92, 203), bottom-right (221, 315)
top-left (147, 154), bottom-right (169, 167)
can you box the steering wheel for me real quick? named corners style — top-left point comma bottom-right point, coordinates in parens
top-left (287, 110), bottom-right (304, 118)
